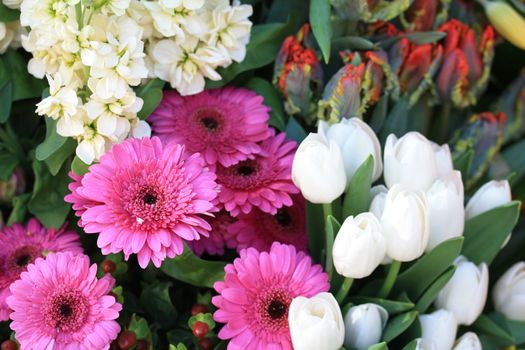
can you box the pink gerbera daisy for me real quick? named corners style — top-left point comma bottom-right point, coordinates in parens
top-left (7, 252), bottom-right (121, 349)
top-left (212, 243), bottom-right (329, 350)
top-left (188, 211), bottom-right (238, 256)
top-left (228, 195), bottom-right (307, 252)
top-left (0, 218), bottom-right (82, 321)
top-left (215, 131), bottom-right (299, 216)
top-left (149, 87), bottom-right (271, 167)
top-left (64, 137), bottom-right (218, 268)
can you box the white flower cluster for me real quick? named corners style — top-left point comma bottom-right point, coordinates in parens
top-left (0, 20), bottom-right (23, 54)
top-left (18, 0), bottom-right (252, 164)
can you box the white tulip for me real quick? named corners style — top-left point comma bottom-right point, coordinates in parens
top-left (435, 256), bottom-right (488, 326)
top-left (292, 132), bottom-right (347, 203)
top-left (369, 185), bottom-right (388, 219)
top-left (420, 309), bottom-right (458, 350)
top-left (425, 171), bottom-right (465, 251)
top-left (432, 142), bottom-right (454, 179)
top-left (320, 118), bottom-right (383, 181)
top-left (384, 132), bottom-right (439, 191)
top-left (466, 180), bottom-right (511, 219)
top-left (332, 213), bottom-right (386, 279)
top-left (415, 338), bottom-right (437, 350)
top-left (493, 261), bottom-right (525, 321)
top-left (453, 332), bottom-right (482, 350)
top-left (381, 185), bottom-right (429, 262)
top-left (289, 292), bottom-right (345, 350)
top-left (344, 303), bottom-right (388, 350)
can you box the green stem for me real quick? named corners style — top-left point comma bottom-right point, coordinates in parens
top-left (438, 103), bottom-right (451, 143)
top-left (323, 203), bottom-right (334, 279)
top-left (377, 260), bottom-right (401, 299)
top-left (335, 278), bottom-right (354, 304)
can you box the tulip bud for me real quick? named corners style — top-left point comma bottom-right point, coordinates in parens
top-left (289, 292), bottom-right (345, 350)
top-left (384, 132), bottom-right (439, 191)
top-left (369, 185), bottom-right (387, 219)
top-left (453, 332), bottom-right (482, 350)
top-left (292, 132), bottom-right (347, 203)
top-left (333, 213), bottom-right (386, 279)
top-left (425, 171), bottom-right (465, 251)
top-left (431, 142), bottom-right (454, 179)
top-left (343, 303), bottom-right (388, 350)
top-left (435, 256), bottom-right (489, 326)
top-left (415, 338), bottom-right (437, 350)
top-left (484, 1), bottom-right (525, 50)
top-left (493, 261), bottom-right (525, 321)
top-left (381, 185), bottom-right (430, 262)
top-left (465, 180), bottom-right (511, 219)
top-left (321, 118), bottom-right (383, 181)
top-left (420, 309), bottom-right (458, 350)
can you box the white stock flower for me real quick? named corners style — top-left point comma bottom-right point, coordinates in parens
top-left (98, 0), bottom-right (131, 15)
top-left (76, 123), bottom-right (110, 165)
top-left (2, 0), bottom-right (22, 9)
top-left (151, 36), bottom-right (226, 95)
top-left (131, 120), bottom-right (151, 138)
top-left (20, 0), bottom-right (79, 29)
top-left (0, 21), bottom-right (22, 54)
top-left (36, 74), bottom-right (79, 121)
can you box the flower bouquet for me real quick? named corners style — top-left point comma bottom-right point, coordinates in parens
top-left (0, 0), bottom-right (525, 349)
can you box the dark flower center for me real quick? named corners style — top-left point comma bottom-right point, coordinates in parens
top-left (275, 209), bottom-right (292, 227)
top-left (143, 193), bottom-right (157, 205)
top-left (201, 117), bottom-right (219, 131)
top-left (236, 165), bottom-right (255, 176)
top-left (9, 245), bottom-right (40, 270)
top-left (267, 299), bottom-right (287, 320)
top-left (44, 289), bottom-right (89, 332)
top-left (60, 303), bottom-right (73, 317)
top-left (15, 254), bottom-right (31, 267)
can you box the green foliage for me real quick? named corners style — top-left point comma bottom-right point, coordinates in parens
top-left (140, 282), bottom-right (177, 329)
top-left (136, 78), bottom-right (165, 120)
top-left (244, 77), bottom-right (287, 130)
top-left (382, 311), bottom-right (419, 342)
top-left (342, 155), bottom-right (374, 218)
top-left (310, 0), bottom-right (332, 63)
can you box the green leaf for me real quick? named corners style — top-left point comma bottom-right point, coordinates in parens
top-left (332, 36), bottom-right (377, 51)
top-left (207, 22), bottom-right (294, 88)
top-left (161, 245), bottom-right (227, 288)
top-left (368, 342), bottom-right (388, 350)
top-left (310, 0), bottom-right (332, 63)
top-left (140, 282), bottom-right (177, 329)
top-left (506, 319), bottom-right (525, 344)
top-left (0, 81), bottom-right (13, 123)
top-left (369, 94), bottom-right (389, 133)
top-left (349, 297), bottom-right (414, 314)
top-left (415, 266), bottom-right (455, 313)
top-left (453, 149), bottom-right (474, 183)
top-left (0, 152), bottom-right (18, 180)
top-left (396, 237), bottom-right (464, 300)
top-left (36, 117), bottom-right (67, 161)
top-left (473, 314), bottom-right (515, 344)
top-left (128, 314), bottom-right (153, 342)
top-left (71, 155), bottom-right (90, 176)
top-left (244, 77), bottom-right (286, 130)
top-left (379, 97), bottom-right (409, 140)
top-left (403, 31), bottom-right (446, 44)
top-left (28, 157), bottom-right (71, 228)
top-left (0, 3), bottom-right (19, 21)
top-left (307, 202), bottom-right (324, 264)
top-left (382, 311), bottom-right (418, 342)
top-left (3, 51), bottom-right (47, 101)
top-left (44, 138), bottom-right (76, 176)
top-left (7, 193), bottom-right (30, 225)
top-left (136, 78), bottom-right (165, 120)
top-left (400, 339), bottom-right (419, 350)
top-left (462, 201), bottom-right (521, 265)
top-left (285, 116), bottom-right (307, 143)
top-left (342, 155), bottom-right (374, 218)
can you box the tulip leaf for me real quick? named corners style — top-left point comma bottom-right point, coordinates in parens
top-left (332, 36), bottom-right (378, 51)
top-left (380, 97), bottom-right (409, 140)
top-left (369, 94), bottom-right (389, 133)
top-left (462, 201), bottom-right (521, 265)
top-left (506, 319), bottom-right (525, 344)
top-left (161, 245), bottom-right (227, 288)
top-left (368, 342), bottom-right (388, 350)
top-left (473, 314), bottom-right (515, 344)
top-left (310, 0), bottom-right (332, 63)
top-left (396, 237), bottom-right (463, 300)
top-left (207, 22), bottom-right (294, 88)
top-left (453, 148), bottom-right (474, 184)
top-left (285, 116), bottom-right (307, 143)
top-left (349, 297), bottom-right (415, 314)
top-left (342, 155), bottom-right (374, 219)
top-left (244, 77), bottom-right (287, 130)
top-left (382, 311), bottom-right (418, 342)
top-left (400, 339), bottom-right (419, 350)
top-left (414, 265), bottom-right (455, 313)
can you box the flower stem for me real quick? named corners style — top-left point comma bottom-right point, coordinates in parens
top-left (323, 203), bottom-right (334, 279)
top-left (335, 278), bottom-right (354, 304)
top-left (377, 260), bottom-right (401, 299)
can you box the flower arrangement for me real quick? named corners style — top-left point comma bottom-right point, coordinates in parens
top-left (0, 0), bottom-right (525, 349)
